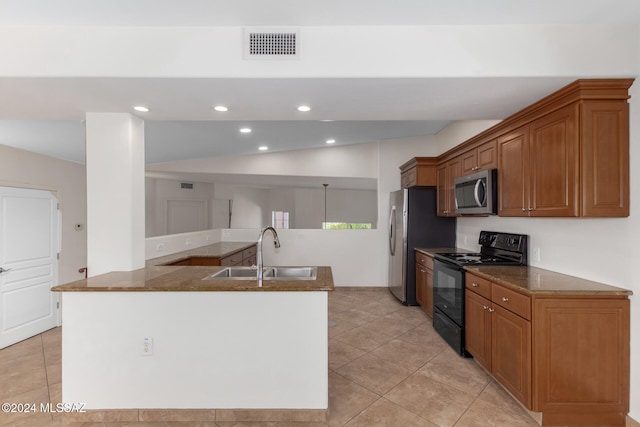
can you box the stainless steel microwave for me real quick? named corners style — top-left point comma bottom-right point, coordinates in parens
top-left (454, 169), bottom-right (497, 215)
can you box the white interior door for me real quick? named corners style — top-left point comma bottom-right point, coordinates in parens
top-left (0, 186), bottom-right (59, 349)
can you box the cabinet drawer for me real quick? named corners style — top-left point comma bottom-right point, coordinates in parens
top-left (415, 252), bottom-right (433, 270)
top-left (220, 252), bottom-right (243, 266)
top-left (465, 273), bottom-right (491, 299)
top-left (242, 255), bottom-right (257, 266)
top-left (491, 283), bottom-right (531, 320)
top-left (242, 246), bottom-right (257, 259)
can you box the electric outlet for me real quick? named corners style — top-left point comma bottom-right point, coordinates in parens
top-left (156, 243), bottom-right (164, 251)
top-left (142, 337), bottom-right (153, 356)
top-left (533, 247), bottom-right (541, 262)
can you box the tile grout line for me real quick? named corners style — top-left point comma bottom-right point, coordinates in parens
top-left (450, 378), bottom-right (493, 427)
top-left (39, 333), bottom-right (54, 423)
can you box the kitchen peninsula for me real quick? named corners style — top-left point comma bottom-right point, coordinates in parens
top-left (52, 242), bottom-right (333, 415)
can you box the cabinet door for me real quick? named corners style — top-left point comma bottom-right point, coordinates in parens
top-left (533, 298), bottom-right (629, 420)
top-left (424, 268), bottom-right (433, 318)
top-left (460, 150), bottom-right (478, 176)
top-left (436, 163), bottom-right (448, 216)
top-left (465, 290), bottom-right (492, 370)
top-left (492, 304), bottom-right (531, 407)
top-left (529, 104), bottom-right (579, 217)
top-left (445, 157), bottom-right (462, 216)
top-left (477, 140), bottom-right (498, 170)
top-left (415, 263), bottom-right (427, 309)
top-left (580, 101), bottom-right (629, 217)
top-left (498, 127), bottom-right (529, 216)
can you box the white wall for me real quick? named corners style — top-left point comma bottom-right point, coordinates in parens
top-left (1, 25), bottom-right (637, 78)
top-left (145, 177), bottom-right (217, 237)
top-left (0, 144), bottom-right (86, 285)
top-left (61, 291), bottom-right (328, 409)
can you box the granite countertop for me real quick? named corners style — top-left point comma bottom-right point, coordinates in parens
top-left (415, 247), bottom-right (474, 256)
top-left (147, 241), bottom-right (257, 266)
top-left (466, 265), bottom-right (631, 296)
top-left (415, 247), bottom-right (631, 297)
top-left (52, 265), bottom-right (334, 292)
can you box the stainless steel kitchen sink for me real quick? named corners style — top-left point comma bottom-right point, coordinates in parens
top-left (203, 266), bottom-right (317, 281)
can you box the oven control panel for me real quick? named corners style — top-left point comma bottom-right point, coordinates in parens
top-left (478, 231), bottom-right (527, 252)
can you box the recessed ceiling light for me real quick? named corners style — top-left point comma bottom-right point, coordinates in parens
top-left (133, 106), bottom-right (149, 112)
top-left (213, 105), bottom-right (228, 112)
top-left (320, 119), bottom-right (334, 122)
top-left (326, 139), bottom-right (336, 144)
top-left (297, 105), bottom-right (311, 112)
top-left (240, 127), bottom-right (252, 133)
top-left (258, 146), bottom-right (268, 151)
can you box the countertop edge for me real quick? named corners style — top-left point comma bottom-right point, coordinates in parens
top-left (52, 265), bottom-right (335, 293)
top-left (464, 266), bottom-right (632, 297)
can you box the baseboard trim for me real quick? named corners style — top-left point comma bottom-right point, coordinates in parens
top-left (628, 414), bottom-right (640, 427)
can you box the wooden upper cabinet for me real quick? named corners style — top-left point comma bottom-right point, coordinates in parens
top-left (437, 157), bottom-right (461, 216)
top-left (400, 157), bottom-right (438, 188)
top-left (416, 79), bottom-right (632, 218)
top-left (496, 80), bottom-right (631, 218)
top-left (529, 104), bottom-right (579, 217)
top-left (580, 101), bottom-right (629, 217)
top-left (461, 140), bottom-right (498, 176)
top-left (499, 105), bottom-right (579, 218)
top-left (498, 126), bottom-right (529, 216)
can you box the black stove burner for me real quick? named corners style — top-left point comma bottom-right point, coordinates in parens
top-left (435, 252), bottom-right (517, 265)
top-left (435, 231), bottom-right (528, 266)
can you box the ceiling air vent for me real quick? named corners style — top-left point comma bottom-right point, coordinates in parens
top-left (180, 182), bottom-right (194, 190)
top-left (244, 28), bottom-right (300, 60)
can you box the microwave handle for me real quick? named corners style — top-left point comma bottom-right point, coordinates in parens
top-left (474, 179), bottom-right (486, 207)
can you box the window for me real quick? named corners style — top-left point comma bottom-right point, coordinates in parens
top-left (322, 222), bottom-right (372, 230)
top-left (272, 211), bottom-right (290, 229)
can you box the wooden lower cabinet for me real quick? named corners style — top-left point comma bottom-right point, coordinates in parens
top-left (166, 245), bottom-right (257, 267)
top-left (415, 251), bottom-right (434, 317)
top-left (491, 304), bottom-right (531, 407)
top-left (465, 272), bottom-right (629, 426)
top-left (533, 298), bottom-right (630, 426)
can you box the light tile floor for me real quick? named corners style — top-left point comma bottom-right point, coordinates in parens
top-left (0, 288), bottom-right (540, 426)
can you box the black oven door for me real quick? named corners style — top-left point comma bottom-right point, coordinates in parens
top-left (433, 259), bottom-right (464, 326)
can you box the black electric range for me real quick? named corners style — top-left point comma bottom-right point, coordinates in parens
top-left (431, 231), bottom-right (528, 356)
top-left (434, 231), bottom-right (528, 267)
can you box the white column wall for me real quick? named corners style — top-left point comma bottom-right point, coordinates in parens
top-left (86, 113), bottom-right (145, 276)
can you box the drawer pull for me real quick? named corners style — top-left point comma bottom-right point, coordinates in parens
top-left (482, 305), bottom-right (488, 310)
top-left (488, 308), bottom-right (495, 313)
top-left (472, 282), bottom-right (479, 287)
top-left (502, 296), bottom-right (509, 302)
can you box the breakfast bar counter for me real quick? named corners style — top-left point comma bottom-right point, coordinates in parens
top-left (51, 254), bottom-right (333, 413)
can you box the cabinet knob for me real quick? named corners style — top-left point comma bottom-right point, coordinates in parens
top-left (522, 208), bottom-right (527, 212)
top-left (482, 305), bottom-right (488, 310)
top-left (488, 308), bottom-right (495, 313)
top-left (502, 296), bottom-right (509, 302)
top-left (472, 283), bottom-right (478, 287)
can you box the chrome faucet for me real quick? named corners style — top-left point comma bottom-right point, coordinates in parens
top-left (256, 226), bottom-right (281, 285)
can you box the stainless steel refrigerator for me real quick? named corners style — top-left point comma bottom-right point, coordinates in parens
top-left (388, 187), bottom-right (456, 305)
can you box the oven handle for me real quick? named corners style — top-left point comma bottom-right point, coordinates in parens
top-left (388, 206), bottom-right (396, 256)
top-left (474, 179), bottom-right (486, 207)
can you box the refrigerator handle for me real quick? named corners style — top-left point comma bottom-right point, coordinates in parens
top-left (389, 206), bottom-right (396, 256)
